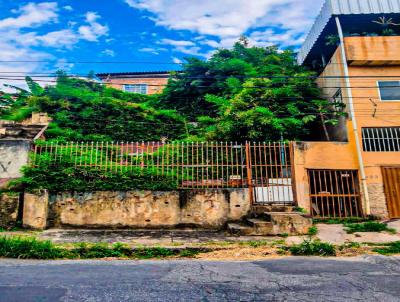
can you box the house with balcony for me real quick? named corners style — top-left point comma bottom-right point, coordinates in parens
top-left (96, 71), bottom-right (171, 95)
top-left (295, 0), bottom-right (400, 219)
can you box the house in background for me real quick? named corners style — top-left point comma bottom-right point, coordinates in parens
top-left (96, 71), bottom-right (171, 95)
top-left (295, 0), bottom-right (400, 219)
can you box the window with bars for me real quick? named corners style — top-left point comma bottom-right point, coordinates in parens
top-left (123, 84), bottom-right (148, 94)
top-left (362, 127), bottom-right (400, 152)
top-left (378, 81), bottom-right (400, 101)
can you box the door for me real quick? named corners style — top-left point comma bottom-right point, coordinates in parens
top-left (382, 167), bottom-right (400, 219)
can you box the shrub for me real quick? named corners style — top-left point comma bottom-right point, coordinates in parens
top-left (373, 241), bottom-right (400, 255)
top-left (0, 236), bottom-right (65, 259)
top-left (307, 226), bottom-right (318, 236)
top-left (289, 239), bottom-right (336, 256)
top-left (344, 221), bottom-right (396, 234)
top-left (0, 237), bottom-right (204, 260)
top-left (10, 155), bottom-right (178, 193)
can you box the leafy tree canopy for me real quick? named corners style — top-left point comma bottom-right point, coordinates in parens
top-left (0, 72), bottom-right (187, 142)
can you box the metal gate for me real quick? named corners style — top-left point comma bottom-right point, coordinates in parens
top-left (382, 167), bottom-right (400, 219)
top-left (247, 143), bottom-right (295, 205)
top-left (308, 169), bottom-right (362, 218)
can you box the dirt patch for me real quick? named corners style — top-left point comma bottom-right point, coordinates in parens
top-left (195, 246), bottom-right (283, 261)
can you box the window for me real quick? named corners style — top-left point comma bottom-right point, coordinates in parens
top-left (124, 84), bottom-right (148, 94)
top-left (362, 127), bottom-right (400, 152)
top-left (333, 89), bottom-right (343, 104)
top-left (378, 81), bottom-right (400, 101)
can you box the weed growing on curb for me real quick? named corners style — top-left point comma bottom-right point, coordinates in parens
top-left (313, 217), bottom-right (373, 225)
top-left (344, 221), bottom-right (396, 234)
top-left (373, 241), bottom-right (400, 255)
top-left (289, 239), bottom-right (336, 256)
top-left (0, 236), bottom-right (203, 260)
top-left (307, 226), bottom-right (318, 236)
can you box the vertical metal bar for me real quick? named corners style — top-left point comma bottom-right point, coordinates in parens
top-left (245, 142), bottom-right (254, 204)
top-left (333, 170), bottom-right (342, 218)
top-left (215, 142), bottom-right (219, 189)
top-left (206, 142), bottom-right (209, 188)
top-left (211, 142), bottom-right (214, 188)
top-left (201, 142), bottom-right (205, 189)
top-left (90, 141), bottom-right (94, 168)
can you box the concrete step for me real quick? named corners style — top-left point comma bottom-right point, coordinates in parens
top-left (246, 218), bottom-right (274, 235)
top-left (264, 212), bottom-right (313, 235)
top-left (252, 205), bottom-right (295, 215)
top-left (227, 223), bottom-right (255, 236)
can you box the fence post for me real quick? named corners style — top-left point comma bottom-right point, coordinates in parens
top-left (245, 142), bottom-right (254, 205)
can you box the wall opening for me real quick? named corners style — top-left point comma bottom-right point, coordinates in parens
top-left (308, 169), bottom-right (362, 218)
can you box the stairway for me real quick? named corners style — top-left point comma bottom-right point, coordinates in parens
top-left (228, 205), bottom-right (312, 236)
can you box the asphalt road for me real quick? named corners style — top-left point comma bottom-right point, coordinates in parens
top-left (0, 256), bottom-right (400, 301)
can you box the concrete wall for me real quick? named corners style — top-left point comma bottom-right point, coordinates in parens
top-left (0, 193), bottom-right (20, 228)
top-left (23, 189), bottom-right (250, 230)
top-left (0, 140), bottom-right (31, 188)
top-left (293, 133), bottom-right (359, 213)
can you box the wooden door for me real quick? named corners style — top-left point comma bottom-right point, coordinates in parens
top-left (382, 167), bottom-right (400, 219)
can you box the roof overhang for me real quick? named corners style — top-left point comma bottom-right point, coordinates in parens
top-left (298, 0), bottom-right (400, 65)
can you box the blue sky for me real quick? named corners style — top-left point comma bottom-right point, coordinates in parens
top-left (0, 0), bottom-right (324, 85)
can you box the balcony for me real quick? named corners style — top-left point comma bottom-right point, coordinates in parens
top-left (344, 36), bottom-right (400, 66)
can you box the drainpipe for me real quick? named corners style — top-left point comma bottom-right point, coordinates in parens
top-left (335, 16), bottom-right (371, 215)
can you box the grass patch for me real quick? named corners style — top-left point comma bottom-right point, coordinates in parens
top-left (373, 241), bottom-right (400, 255)
top-left (338, 242), bottom-right (361, 251)
top-left (307, 226), bottom-right (318, 236)
top-left (0, 236), bottom-right (65, 259)
top-left (344, 221), bottom-right (396, 234)
top-left (289, 239), bottom-right (336, 256)
top-left (239, 240), bottom-right (270, 248)
top-left (0, 236), bottom-right (203, 260)
top-left (313, 217), bottom-right (372, 225)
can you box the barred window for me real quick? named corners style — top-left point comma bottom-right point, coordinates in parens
top-left (124, 84), bottom-right (148, 94)
top-left (378, 81), bottom-right (400, 101)
top-left (362, 127), bottom-right (400, 152)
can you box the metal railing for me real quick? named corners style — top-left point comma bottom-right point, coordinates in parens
top-left (32, 141), bottom-right (294, 201)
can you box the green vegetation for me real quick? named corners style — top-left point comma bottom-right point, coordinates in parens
top-left (294, 207), bottom-right (307, 214)
top-left (9, 155), bottom-right (177, 192)
top-left (0, 236), bottom-right (203, 260)
top-left (239, 240), bottom-right (270, 248)
top-left (289, 239), bottom-right (336, 256)
top-left (338, 242), bottom-right (361, 251)
top-left (307, 226), bottom-right (318, 236)
top-left (313, 217), bottom-right (373, 225)
top-left (344, 221), bottom-right (396, 234)
top-left (1, 40), bottom-right (343, 143)
top-left (373, 242), bottom-right (400, 255)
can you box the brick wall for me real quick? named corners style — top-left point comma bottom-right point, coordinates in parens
top-left (368, 183), bottom-right (389, 218)
top-left (105, 77), bottom-right (169, 95)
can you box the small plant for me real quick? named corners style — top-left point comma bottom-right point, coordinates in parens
top-left (338, 242), bottom-right (361, 251)
top-left (278, 233), bottom-right (289, 238)
top-left (294, 207), bottom-right (307, 214)
top-left (289, 239), bottom-right (336, 257)
top-left (344, 221), bottom-right (396, 234)
top-left (382, 29), bottom-right (396, 36)
top-left (307, 226), bottom-right (318, 236)
top-left (179, 249), bottom-right (200, 258)
top-left (373, 241), bottom-right (400, 255)
top-left (325, 34), bottom-right (340, 46)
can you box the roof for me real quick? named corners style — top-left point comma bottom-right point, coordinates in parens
top-left (298, 0), bottom-right (400, 65)
top-left (96, 71), bottom-right (173, 79)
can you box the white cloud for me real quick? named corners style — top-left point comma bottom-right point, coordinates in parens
top-left (0, 2), bottom-right (58, 29)
top-left (126, 0), bottom-right (324, 52)
top-left (0, 2), bottom-right (109, 91)
top-left (172, 57), bottom-right (182, 64)
top-left (78, 12), bottom-right (109, 42)
top-left (63, 5), bottom-right (73, 11)
top-left (159, 39), bottom-right (195, 47)
top-left (101, 49), bottom-right (115, 57)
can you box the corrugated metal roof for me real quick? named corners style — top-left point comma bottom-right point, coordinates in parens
top-left (298, 0), bottom-right (400, 65)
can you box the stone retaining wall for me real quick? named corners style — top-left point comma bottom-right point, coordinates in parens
top-left (0, 193), bottom-right (20, 228)
top-left (23, 189), bottom-right (250, 230)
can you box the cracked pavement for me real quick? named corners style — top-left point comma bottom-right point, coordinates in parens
top-left (0, 255), bottom-right (400, 301)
